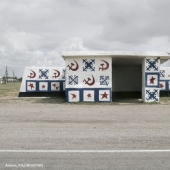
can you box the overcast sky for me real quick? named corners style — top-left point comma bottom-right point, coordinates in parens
top-left (0, 0), bottom-right (170, 77)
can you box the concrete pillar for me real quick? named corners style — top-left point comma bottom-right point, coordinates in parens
top-left (142, 57), bottom-right (160, 102)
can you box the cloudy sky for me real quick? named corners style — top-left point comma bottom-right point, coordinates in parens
top-left (0, 0), bottom-right (170, 77)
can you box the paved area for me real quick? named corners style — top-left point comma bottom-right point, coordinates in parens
top-left (0, 100), bottom-right (170, 169)
top-left (1, 152), bottom-right (170, 170)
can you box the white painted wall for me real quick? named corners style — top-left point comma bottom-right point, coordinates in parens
top-left (20, 67), bottom-right (65, 92)
top-left (160, 67), bottom-right (170, 80)
top-left (65, 56), bottom-right (112, 89)
top-left (142, 58), bottom-right (146, 101)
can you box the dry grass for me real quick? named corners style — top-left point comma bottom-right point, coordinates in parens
top-left (160, 97), bottom-right (170, 104)
top-left (0, 83), bottom-right (21, 98)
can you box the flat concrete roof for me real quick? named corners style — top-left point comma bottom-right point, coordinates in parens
top-left (62, 51), bottom-right (170, 59)
top-left (62, 51), bottom-right (170, 66)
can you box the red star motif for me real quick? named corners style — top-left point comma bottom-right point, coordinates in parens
top-left (42, 85), bottom-right (45, 89)
top-left (87, 93), bottom-right (91, 98)
top-left (160, 83), bottom-right (164, 89)
top-left (101, 92), bottom-right (108, 99)
top-left (52, 83), bottom-right (56, 87)
top-left (28, 83), bottom-right (34, 90)
top-left (71, 93), bottom-right (76, 99)
top-left (150, 76), bottom-right (156, 84)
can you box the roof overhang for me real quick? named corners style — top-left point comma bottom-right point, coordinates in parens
top-left (62, 51), bottom-right (170, 66)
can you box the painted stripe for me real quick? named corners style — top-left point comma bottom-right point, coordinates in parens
top-left (0, 150), bottom-right (170, 153)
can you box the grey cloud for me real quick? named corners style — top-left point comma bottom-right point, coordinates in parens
top-left (99, 0), bottom-right (170, 44)
top-left (0, 0), bottom-right (170, 77)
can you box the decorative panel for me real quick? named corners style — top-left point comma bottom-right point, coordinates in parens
top-left (159, 81), bottom-right (166, 90)
top-left (83, 90), bottom-right (95, 102)
top-left (68, 90), bottom-right (80, 102)
top-left (19, 67), bottom-right (65, 93)
top-left (65, 56), bottom-right (112, 102)
top-left (145, 88), bottom-right (159, 102)
top-left (143, 58), bottom-right (160, 102)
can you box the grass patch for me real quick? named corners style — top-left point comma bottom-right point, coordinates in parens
top-left (0, 83), bottom-right (20, 98)
top-left (160, 97), bottom-right (170, 103)
top-left (34, 97), bottom-right (66, 104)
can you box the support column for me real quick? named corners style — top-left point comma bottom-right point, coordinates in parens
top-left (142, 57), bottom-right (160, 102)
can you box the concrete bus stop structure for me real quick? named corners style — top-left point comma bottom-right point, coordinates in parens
top-left (19, 67), bottom-right (66, 97)
top-left (62, 51), bottom-right (170, 103)
top-left (159, 66), bottom-right (170, 96)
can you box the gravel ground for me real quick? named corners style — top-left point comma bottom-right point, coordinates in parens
top-left (0, 99), bottom-right (170, 150)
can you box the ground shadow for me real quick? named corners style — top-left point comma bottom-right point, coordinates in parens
top-left (112, 98), bottom-right (143, 104)
top-left (34, 96), bottom-right (66, 104)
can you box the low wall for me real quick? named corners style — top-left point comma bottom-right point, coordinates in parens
top-left (19, 67), bottom-right (65, 97)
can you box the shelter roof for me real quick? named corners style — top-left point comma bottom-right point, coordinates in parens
top-left (62, 51), bottom-right (170, 60)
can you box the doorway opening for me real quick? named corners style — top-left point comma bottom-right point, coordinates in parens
top-left (112, 58), bottom-right (142, 102)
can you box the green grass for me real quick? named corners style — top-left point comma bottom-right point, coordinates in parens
top-left (32, 97), bottom-right (66, 104)
top-left (0, 83), bottom-right (21, 98)
top-left (160, 97), bottom-right (170, 103)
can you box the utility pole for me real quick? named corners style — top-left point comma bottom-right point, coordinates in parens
top-left (4, 66), bottom-right (8, 85)
top-left (13, 70), bottom-right (15, 82)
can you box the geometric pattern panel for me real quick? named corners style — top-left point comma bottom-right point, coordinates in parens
top-left (68, 90), bottom-right (80, 102)
top-left (145, 88), bottom-right (159, 102)
top-left (100, 76), bottom-right (109, 86)
top-left (39, 69), bottom-right (49, 79)
top-left (39, 82), bottom-right (48, 91)
top-left (159, 81), bottom-right (166, 90)
top-left (99, 90), bottom-right (110, 101)
top-left (82, 59), bottom-right (95, 72)
top-left (83, 90), bottom-right (95, 102)
top-left (160, 70), bottom-right (165, 78)
top-left (160, 67), bottom-right (170, 80)
top-left (51, 82), bottom-right (60, 91)
top-left (146, 73), bottom-right (159, 87)
top-left (68, 75), bottom-right (78, 85)
top-left (145, 59), bottom-right (159, 72)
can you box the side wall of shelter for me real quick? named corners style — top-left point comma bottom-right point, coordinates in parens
top-left (65, 56), bottom-right (112, 102)
top-left (159, 67), bottom-right (170, 97)
top-left (19, 67), bottom-right (65, 97)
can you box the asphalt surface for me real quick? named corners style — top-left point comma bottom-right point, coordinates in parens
top-left (0, 101), bottom-right (170, 169)
top-left (1, 152), bottom-right (170, 170)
